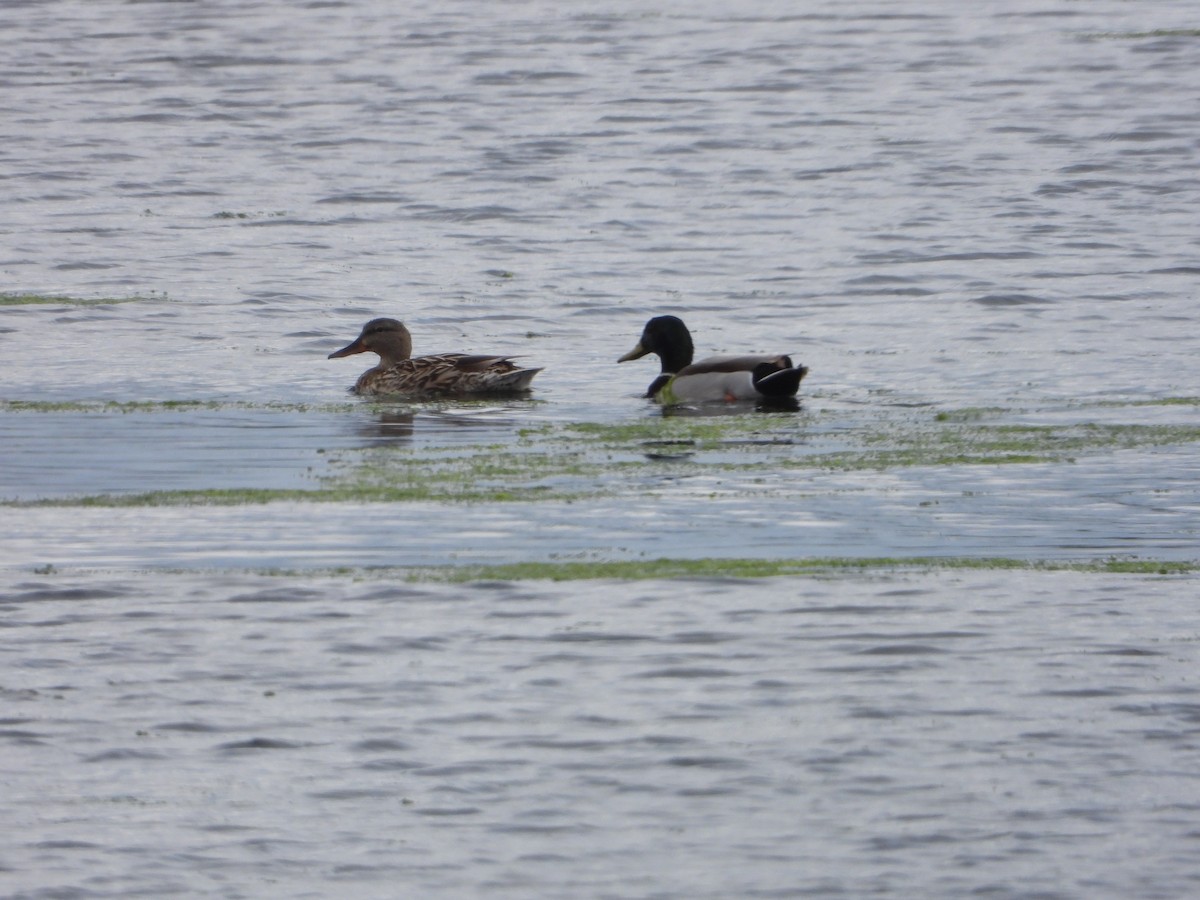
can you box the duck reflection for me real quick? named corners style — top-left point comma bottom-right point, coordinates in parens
top-left (349, 402), bottom-right (538, 444)
top-left (660, 396), bottom-right (801, 417)
top-left (348, 412), bottom-right (417, 444)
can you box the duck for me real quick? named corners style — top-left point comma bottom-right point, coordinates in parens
top-left (328, 318), bottom-right (542, 397)
top-left (618, 315), bottom-right (807, 404)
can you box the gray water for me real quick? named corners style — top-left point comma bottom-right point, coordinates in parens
top-left (3, 569), bottom-right (1199, 900)
top-left (3, 1), bottom-right (1200, 897)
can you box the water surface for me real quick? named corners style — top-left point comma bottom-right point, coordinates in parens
top-left (4, 569), bottom-right (1200, 899)
top-left (3, 1), bottom-right (1200, 897)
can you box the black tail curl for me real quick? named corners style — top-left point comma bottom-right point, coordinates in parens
top-left (751, 360), bottom-right (808, 398)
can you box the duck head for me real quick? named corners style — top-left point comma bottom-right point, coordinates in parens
top-left (328, 318), bottom-right (413, 367)
top-left (617, 315), bottom-right (695, 374)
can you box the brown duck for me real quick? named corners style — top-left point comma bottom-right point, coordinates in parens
top-left (328, 318), bottom-right (542, 397)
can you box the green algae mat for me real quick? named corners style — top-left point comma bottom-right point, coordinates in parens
top-left (4, 394), bottom-right (1198, 579)
top-left (5, 395), bottom-right (1198, 507)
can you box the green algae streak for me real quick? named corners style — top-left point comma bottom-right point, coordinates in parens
top-left (286, 556), bottom-right (1198, 583)
top-left (0, 399), bottom-right (354, 414)
top-left (1086, 29), bottom-right (1200, 40)
top-left (0, 292), bottom-right (169, 306)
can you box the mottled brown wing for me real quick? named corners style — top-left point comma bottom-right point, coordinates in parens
top-left (447, 354), bottom-right (521, 373)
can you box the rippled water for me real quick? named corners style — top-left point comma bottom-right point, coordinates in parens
top-left (4, 1), bottom-right (1200, 897)
top-left (5, 569), bottom-right (1200, 899)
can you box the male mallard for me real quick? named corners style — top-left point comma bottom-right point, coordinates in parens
top-left (328, 318), bottom-right (541, 397)
top-left (618, 315), bottom-right (807, 404)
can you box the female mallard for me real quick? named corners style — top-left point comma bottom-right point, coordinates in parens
top-left (328, 318), bottom-right (542, 397)
top-left (618, 315), bottom-right (807, 404)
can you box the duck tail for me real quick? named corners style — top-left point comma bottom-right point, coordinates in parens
top-left (489, 367), bottom-right (542, 392)
top-left (752, 361), bottom-right (807, 398)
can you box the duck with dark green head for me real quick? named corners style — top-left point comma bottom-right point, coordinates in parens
top-left (618, 315), bottom-right (807, 404)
